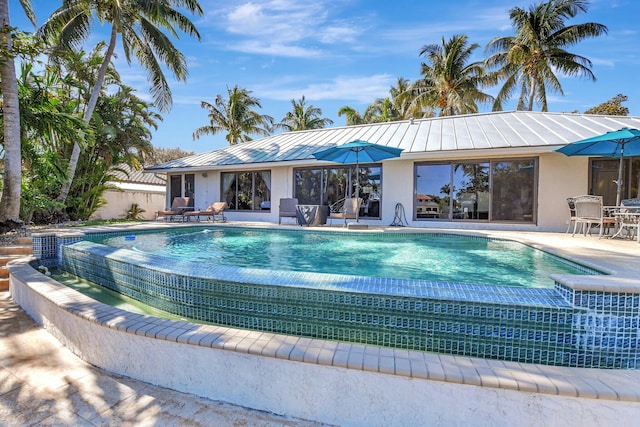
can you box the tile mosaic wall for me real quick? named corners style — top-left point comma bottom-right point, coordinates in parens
top-left (33, 229), bottom-right (640, 369)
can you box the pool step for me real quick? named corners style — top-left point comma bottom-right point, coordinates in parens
top-left (0, 238), bottom-right (33, 290)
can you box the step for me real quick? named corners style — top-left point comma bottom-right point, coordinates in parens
top-left (15, 237), bottom-right (33, 245)
top-left (0, 246), bottom-right (32, 256)
top-left (0, 255), bottom-right (27, 267)
top-left (0, 277), bottom-right (8, 291)
top-left (0, 268), bottom-right (7, 279)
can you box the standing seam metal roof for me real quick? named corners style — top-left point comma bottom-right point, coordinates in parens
top-left (145, 111), bottom-right (640, 172)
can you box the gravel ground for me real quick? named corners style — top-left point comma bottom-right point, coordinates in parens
top-left (0, 224), bottom-right (54, 246)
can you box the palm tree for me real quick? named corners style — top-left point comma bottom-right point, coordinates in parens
top-left (339, 78), bottom-right (432, 126)
top-left (363, 97), bottom-right (396, 123)
top-left (193, 85), bottom-right (274, 146)
top-left (0, 0), bottom-right (35, 226)
top-left (338, 106), bottom-right (364, 125)
top-left (38, 0), bottom-right (203, 204)
top-left (407, 34), bottom-right (493, 117)
top-left (69, 86), bottom-right (158, 220)
top-left (52, 42), bottom-right (121, 117)
top-left (485, 0), bottom-right (608, 111)
top-left (389, 77), bottom-right (433, 120)
top-left (14, 64), bottom-right (88, 223)
top-left (276, 96), bottom-right (333, 131)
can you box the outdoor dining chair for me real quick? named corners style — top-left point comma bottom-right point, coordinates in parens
top-left (571, 195), bottom-right (615, 238)
top-left (565, 197), bottom-right (577, 233)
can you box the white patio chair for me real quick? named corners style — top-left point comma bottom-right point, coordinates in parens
top-left (571, 195), bottom-right (615, 238)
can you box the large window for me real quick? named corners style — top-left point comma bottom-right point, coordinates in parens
top-left (590, 158), bottom-right (640, 205)
top-left (491, 160), bottom-right (535, 221)
top-left (415, 159), bottom-right (537, 222)
top-left (169, 175), bottom-right (182, 203)
top-left (293, 164), bottom-right (382, 218)
top-left (221, 170), bottom-right (271, 211)
top-left (184, 174), bottom-right (195, 199)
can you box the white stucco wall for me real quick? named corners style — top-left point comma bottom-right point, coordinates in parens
top-left (538, 153), bottom-right (590, 231)
top-left (90, 183), bottom-right (166, 221)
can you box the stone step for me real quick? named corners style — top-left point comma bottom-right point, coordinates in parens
top-left (0, 277), bottom-right (8, 291)
top-left (0, 246), bottom-right (32, 256)
top-left (0, 268), bottom-right (8, 279)
top-left (15, 237), bottom-right (33, 245)
top-left (0, 255), bottom-right (26, 267)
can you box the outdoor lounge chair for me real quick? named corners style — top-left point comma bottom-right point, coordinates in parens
top-left (184, 201), bottom-right (227, 222)
top-left (278, 198), bottom-right (298, 224)
top-left (156, 197), bottom-right (191, 221)
top-left (329, 197), bottom-right (363, 226)
top-left (571, 195), bottom-right (615, 238)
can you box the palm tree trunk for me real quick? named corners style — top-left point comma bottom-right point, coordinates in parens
top-left (527, 77), bottom-right (537, 111)
top-left (56, 24), bottom-right (118, 204)
top-left (0, 0), bottom-right (23, 223)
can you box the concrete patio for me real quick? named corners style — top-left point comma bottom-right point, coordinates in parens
top-left (0, 290), bottom-right (324, 426)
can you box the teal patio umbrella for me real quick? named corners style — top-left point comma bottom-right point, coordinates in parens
top-left (313, 140), bottom-right (403, 221)
top-left (556, 128), bottom-right (640, 206)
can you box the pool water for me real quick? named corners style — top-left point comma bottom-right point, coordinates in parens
top-left (52, 269), bottom-right (183, 320)
top-left (91, 228), bottom-right (592, 288)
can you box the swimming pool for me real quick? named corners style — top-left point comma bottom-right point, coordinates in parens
top-left (34, 226), bottom-right (640, 368)
top-left (90, 228), bottom-right (589, 288)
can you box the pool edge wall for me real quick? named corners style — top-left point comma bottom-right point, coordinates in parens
top-left (9, 258), bottom-right (640, 427)
top-left (58, 230), bottom-right (639, 368)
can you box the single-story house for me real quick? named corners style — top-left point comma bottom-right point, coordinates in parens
top-left (91, 166), bottom-right (166, 221)
top-left (145, 111), bottom-right (640, 232)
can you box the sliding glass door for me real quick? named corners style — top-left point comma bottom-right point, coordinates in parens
top-left (415, 158), bottom-right (537, 223)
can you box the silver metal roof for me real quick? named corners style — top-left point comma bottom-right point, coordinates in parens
top-left (146, 111), bottom-right (640, 172)
top-left (112, 165), bottom-right (167, 185)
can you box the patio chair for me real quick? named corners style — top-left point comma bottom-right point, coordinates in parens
top-left (610, 198), bottom-right (640, 241)
top-left (156, 197), bottom-right (191, 221)
top-left (565, 197), bottom-right (577, 233)
top-left (329, 197), bottom-right (363, 226)
top-left (184, 201), bottom-right (227, 222)
top-left (571, 195), bottom-right (615, 238)
top-left (278, 198), bottom-right (298, 224)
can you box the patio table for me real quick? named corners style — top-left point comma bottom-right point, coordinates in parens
top-left (610, 208), bottom-right (640, 242)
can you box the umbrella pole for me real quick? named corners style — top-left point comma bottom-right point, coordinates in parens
top-left (355, 152), bottom-right (360, 222)
top-left (616, 146), bottom-right (624, 206)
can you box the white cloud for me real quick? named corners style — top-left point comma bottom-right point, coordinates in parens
top-left (257, 74), bottom-right (396, 103)
top-left (590, 57), bottom-right (616, 67)
top-left (224, 40), bottom-right (324, 58)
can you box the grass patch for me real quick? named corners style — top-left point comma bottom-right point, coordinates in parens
top-left (73, 218), bottom-right (150, 227)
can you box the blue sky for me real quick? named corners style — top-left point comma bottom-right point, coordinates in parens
top-left (9, 0), bottom-right (640, 154)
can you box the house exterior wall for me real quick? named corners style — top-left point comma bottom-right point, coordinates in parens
top-left (190, 172), bottom-right (221, 210)
top-left (538, 153), bottom-right (590, 231)
top-left (173, 151), bottom-right (594, 232)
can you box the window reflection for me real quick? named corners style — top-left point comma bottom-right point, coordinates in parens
top-left (491, 160), bottom-right (535, 221)
top-left (590, 158), bottom-right (640, 205)
top-left (415, 164), bottom-right (449, 219)
top-left (221, 171), bottom-right (271, 211)
top-left (293, 164), bottom-right (382, 218)
top-left (415, 159), bottom-right (536, 222)
top-left (453, 163), bottom-right (489, 219)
